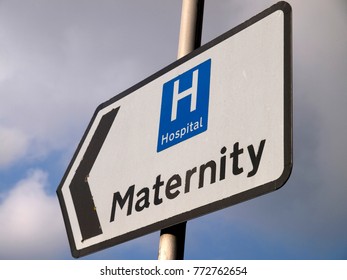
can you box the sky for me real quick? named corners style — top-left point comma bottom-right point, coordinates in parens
top-left (0, 0), bottom-right (347, 260)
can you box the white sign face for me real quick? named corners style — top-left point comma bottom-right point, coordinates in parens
top-left (57, 2), bottom-right (292, 258)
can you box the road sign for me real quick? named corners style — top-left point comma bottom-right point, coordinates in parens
top-left (57, 2), bottom-right (292, 258)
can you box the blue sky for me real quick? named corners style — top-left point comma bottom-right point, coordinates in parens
top-left (1, 0), bottom-right (347, 260)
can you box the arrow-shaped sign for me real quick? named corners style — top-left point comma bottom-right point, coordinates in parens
top-left (57, 2), bottom-right (292, 258)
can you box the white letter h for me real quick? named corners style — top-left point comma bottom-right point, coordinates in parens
top-left (171, 69), bottom-right (198, 121)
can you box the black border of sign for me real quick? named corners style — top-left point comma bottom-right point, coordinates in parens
top-left (57, 1), bottom-right (292, 258)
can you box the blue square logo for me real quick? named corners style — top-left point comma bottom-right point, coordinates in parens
top-left (157, 59), bottom-right (211, 152)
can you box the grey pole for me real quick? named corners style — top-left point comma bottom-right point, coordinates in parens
top-left (158, 0), bottom-right (204, 260)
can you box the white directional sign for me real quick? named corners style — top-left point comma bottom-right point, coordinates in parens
top-left (57, 2), bottom-right (292, 258)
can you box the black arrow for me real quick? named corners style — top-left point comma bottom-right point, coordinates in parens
top-left (69, 107), bottom-right (119, 241)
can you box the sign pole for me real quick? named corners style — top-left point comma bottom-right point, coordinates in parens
top-left (158, 0), bottom-right (205, 260)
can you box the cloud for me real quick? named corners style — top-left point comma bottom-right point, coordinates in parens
top-left (0, 0), bottom-right (181, 164)
top-left (0, 126), bottom-right (29, 169)
top-left (0, 169), bottom-right (67, 259)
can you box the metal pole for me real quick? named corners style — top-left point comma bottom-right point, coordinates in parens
top-left (177, 0), bottom-right (204, 58)
top-left (158, 0), bottom-right (204, 260)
